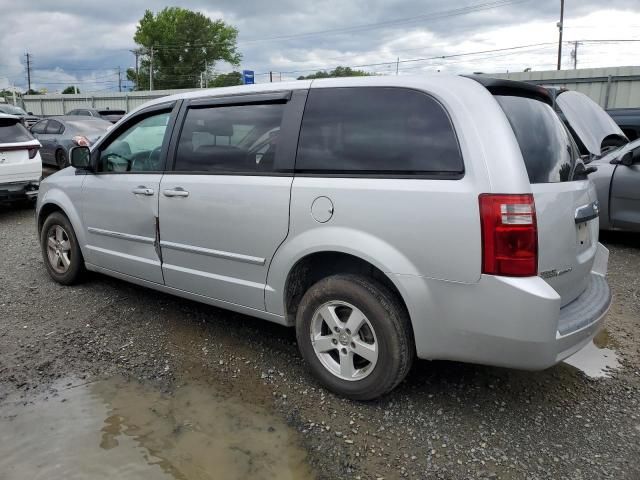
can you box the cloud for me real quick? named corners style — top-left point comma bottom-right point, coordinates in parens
top-left (0, 0), bottom-right (638, 91)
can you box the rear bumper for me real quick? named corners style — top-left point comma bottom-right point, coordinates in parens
top-left (395, 243), bottom-right (611, 369)
top-left (0, 180), bottom-right (39, 202)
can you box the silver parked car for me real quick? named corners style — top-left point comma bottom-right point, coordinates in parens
top-left (590, 138), bottom-right (640, 232)
top-left (36, 75), bottom-right (611, 399)
top-left (30, 116), bottom-right (112, 169)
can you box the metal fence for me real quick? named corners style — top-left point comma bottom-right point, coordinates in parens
top-left (19, 65), bottom-right (640, 116)
top-left (21, 88), bottom-right (196, 117)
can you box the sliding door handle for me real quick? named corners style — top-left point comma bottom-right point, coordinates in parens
top-left (163, 187), bottom-right (189, 198)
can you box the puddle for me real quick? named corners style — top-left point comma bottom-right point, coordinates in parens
top-left (564, 330), bottom-right (621, 378)
top-left (0, 377), bottom-right (314, 480)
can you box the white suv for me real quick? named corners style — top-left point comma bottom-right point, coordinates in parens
top-left (0, 114), bottom-right (41, 202)
top-left (37, 75), bottom-right (611, 399)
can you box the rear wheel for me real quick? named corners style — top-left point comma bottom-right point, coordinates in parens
top-left (40, 212), bottom-right (85, 285)
top-left (295, 274), bottom-right (414, 400)
top-left (55, 149), bottom-right (68, 169)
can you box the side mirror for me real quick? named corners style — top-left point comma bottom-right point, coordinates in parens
top-left (70, 146), bottom-right (92, 170)
top-left (619, 149), bottom-right (640, 167)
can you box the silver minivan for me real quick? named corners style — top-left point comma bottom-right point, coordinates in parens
top-left (36, 75), bottom-right (611, 400)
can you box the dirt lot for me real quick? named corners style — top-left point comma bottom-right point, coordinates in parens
top-left (1, 202), bottom-right (639, 480)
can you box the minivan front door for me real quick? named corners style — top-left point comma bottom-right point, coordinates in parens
top-left (81, 105), bottom-right (177, 284)
top-left (158, 91), bottom-right (305, 310)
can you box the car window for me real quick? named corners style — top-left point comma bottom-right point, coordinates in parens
top-left (0, 117), bottom-right (33, 143)
top-left (31, 120), bottom-right (48, 134)
top-left (98, 111), bottom-right (170, 172)
top-left (296, 87), bottom-right (464, 175)
top-left (174, 103), bottom-right (285, 173)
top-left (496, 95), bottom-right (582, 183)
top-left (45, 120), bottom-right (64, 134)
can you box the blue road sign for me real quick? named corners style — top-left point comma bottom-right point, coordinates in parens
top-left (242, 70), bottom-right (255, 84)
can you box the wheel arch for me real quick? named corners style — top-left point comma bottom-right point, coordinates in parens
top-left (37, 194), bottom-right (86, 248)
top-left (280, 250), bottom-right (413, 325)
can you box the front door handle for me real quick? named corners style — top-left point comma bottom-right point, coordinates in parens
top-left (132, 186), bottom-right (154, 196)
top-left (163, 187), bottom-right (189, 198)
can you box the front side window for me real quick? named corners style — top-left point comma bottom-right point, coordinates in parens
top-left (46, 120), bottom-right (63, 134)
top-left (296, 87), bottom-right (464, 175)
top-left (98, 111), bottom-right (170, 172)
top-left (30, 120), bottom-right (48, 134)
top-left (496, 95), bottom-right (582, 183)
top-left (174, 103), bottom-right (285, 173)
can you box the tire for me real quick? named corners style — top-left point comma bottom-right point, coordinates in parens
top-left (55, 149), bottom-right (68, 169)
top-left (295, 274), bottom-right (414, 400)
top-left (40, 212), bottom-right (85, 285)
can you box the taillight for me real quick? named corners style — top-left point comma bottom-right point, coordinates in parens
top-left (479, 194), bottom-right (538, 277)
top-left (28, 146), bottom-right (39, 159)
top-left (72, 136), bottom-right (91, 147)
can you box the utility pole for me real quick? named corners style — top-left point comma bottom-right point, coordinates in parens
top-left (25, 52), bottom-right (32, 93)
top-left (571, 41), bottom-right (579, 69)
top-left (269, 71), bottom-right (273, 83)
top-left (396, 57), bottom-right (400, 75)
top-left (130, 49), bottom-right (141, 90)
top-left (556, 0), bottom-right (564, 70)
top-left (118, 66), bottom-right (122, 92)
top-left (149, 47), bottom-right (154, 91)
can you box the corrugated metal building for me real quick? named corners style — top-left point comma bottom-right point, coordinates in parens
top-left (486, 66), bottom-right (640, 109)
top-left (20, 65), bottom-right (640, 116)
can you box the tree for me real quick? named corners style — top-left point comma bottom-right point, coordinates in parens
top-left (61, 86), bottom-right (79, 94)
top-left (127, 7), bottom-right (241, 90)
top-left (297, 66), bottom-right (373, 80)
top-left (208, 71), bottom-right (243, 88)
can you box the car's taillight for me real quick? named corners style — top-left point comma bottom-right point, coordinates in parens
top-left (27, 146), bottom-right (39, 159)
top-left (72, 136), bottom-right (91, 147)
top-left (479, 193), bottom-right (538, 277)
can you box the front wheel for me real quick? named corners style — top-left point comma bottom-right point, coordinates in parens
top-left (55, 149), bottom-right (68, 169)
top-left (296, 274), bottom-right (414, 400)
top-left (40, 212), bottom-right (85, 285)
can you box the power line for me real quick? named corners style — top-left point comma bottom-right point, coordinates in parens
top-left (147, 0), bottom-right (532, 50)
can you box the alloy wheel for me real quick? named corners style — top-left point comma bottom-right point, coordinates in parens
top-left (46, 225), bottom-right (71, 274)
top-left (310, 301), bottom-right (379, 381)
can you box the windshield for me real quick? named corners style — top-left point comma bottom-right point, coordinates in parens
top-left (0, 105), bottom-right (27, 116)
top-left (496, 95), bottom-right (583, 183)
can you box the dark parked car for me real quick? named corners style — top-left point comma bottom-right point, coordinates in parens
top-left (66, 108), bottom-right (126, 124)
top-left (0, 104), bottom-right (40, 127)
top-left (606, 108), bottom-right (640, 141)
top-left (30, 116), bottom-right (112, 168)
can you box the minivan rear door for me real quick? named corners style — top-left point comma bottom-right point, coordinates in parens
top-left (158, 90), bottom-right (307, 311)
top-left (496, 95), bottom-right (599, 306)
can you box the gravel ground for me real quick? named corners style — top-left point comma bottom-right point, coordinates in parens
top-left (1, 202), bottom-right (639, 480)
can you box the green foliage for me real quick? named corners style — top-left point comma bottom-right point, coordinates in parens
top-left (61, 86), bottom-right (79, 94)
top-left (207, 71), bottom-right (243, 88)
top-left (297, 66), bottom-right (373, 80)
top-left (127, 7), bottom-right (241, 90)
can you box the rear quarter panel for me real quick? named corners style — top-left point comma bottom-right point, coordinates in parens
top-left (265, 76), bottom-right (516, 316)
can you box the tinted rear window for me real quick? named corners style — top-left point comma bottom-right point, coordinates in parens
top-left (296, 87), bottom-right (463, 176)
top-left (496, 95), bottom-right (581, 183)
top-left (0, 118), bottom-right (33, 143)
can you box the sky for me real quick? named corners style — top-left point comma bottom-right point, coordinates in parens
top-left (0, 0), bottom-right (638, 93)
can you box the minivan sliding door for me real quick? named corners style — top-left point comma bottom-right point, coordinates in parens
top-left (158, 90), bottom-right (307, 310)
